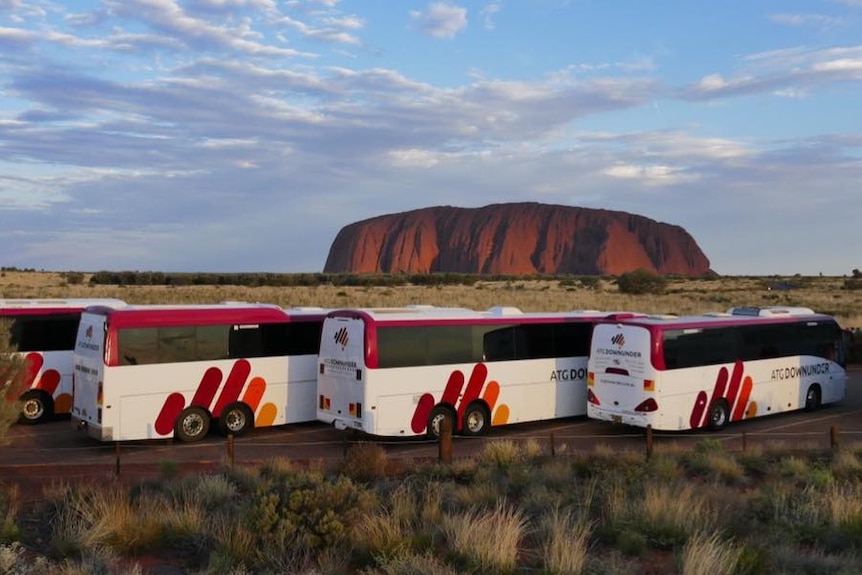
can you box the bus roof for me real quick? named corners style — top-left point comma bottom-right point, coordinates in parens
top-left (326, 305), bottom-right (622, 326)
top-left (82, 303), bottom-right (314, 328)
top-left (0, 298), bottom-right (127, 317)
top-left (596, 306), bottom-right (835, 330)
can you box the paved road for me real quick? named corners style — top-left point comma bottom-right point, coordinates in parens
top-left (3, 368), bottom-right (861, 478)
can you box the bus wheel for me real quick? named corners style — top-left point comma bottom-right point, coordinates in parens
top-left (427, 405), bottom-right (455, 440)
top-left (462, 403), bottom-right (490, 436)
top-left (218, 403), bottom-right (254, 437)
top-left (805, 385), bottom-right (822, 411)
top-left (18, 390), bottom-right (53, 425)
top-left (175, 407), bottom-right (210, 443)
top-left (707, 400), bottom-right (729, 431)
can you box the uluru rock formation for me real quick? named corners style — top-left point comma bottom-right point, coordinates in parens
top-left (324, 203), bottom-right (711, 276)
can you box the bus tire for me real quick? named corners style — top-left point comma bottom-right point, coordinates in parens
top-left (427, 405), bottom-right (455, 440)
top-left (462, 402), bottom-right (490, 436)
top-left (175, 406), bottom-right (210, 443)
top-left (218, 402), bottom-right (254, 437)
top-left (18, 390), bottom-right (53, 425)
top-left (804, 385), bottom-right (822, 411)
top-left (706, 399), bottom-right (729, 431)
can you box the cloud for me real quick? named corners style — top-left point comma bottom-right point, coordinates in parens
top-left (410, 2), bottom-right (467, 39)
top-left (480, 1), bottom-right (501, 30)
top-left (769, 12), bottom-right (846, 30)
top-left (679, 45), bottom-right (862, 100)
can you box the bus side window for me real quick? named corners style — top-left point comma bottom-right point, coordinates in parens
top-left (483, 326), bottom-right (516, 362)
top-left (760, 346), bottom-right (779, 359)
top-left (229, 325), bottom-right (263, 358)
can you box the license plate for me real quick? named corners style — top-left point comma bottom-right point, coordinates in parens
top-left (611, 415), bottom-right (622, 424)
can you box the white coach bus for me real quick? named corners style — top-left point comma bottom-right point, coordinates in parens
top-left (587, 306), bottom-right (847, 431)
top-left (317, 305), bottom-right (623, 438)
top-left (0, 298), bottom-right (126, 423)
top-left (71, 303), bottom-right (327, 442)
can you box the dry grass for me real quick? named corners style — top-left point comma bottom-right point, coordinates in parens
top-left (3, 270), bottom-right (862, 327)
top-left (538, 507), bottom-right (592, 575)
top-left (441, 500), bottom-right (528, 573)
top-left (679, 530), bottom-right (740, 575)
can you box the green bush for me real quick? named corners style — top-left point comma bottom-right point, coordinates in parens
top-left (617, 269), bottom-right (667, 295)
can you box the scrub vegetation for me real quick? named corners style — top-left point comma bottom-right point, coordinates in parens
top-left (2, 269), bottom-right (862, 328)
top-left (2, 440), bottom-right (862, 573)
top-left (2, 269), bottom-right (862, 572)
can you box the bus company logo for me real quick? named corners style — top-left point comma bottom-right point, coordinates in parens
top-left (153, 359), bottom-right (277, 436)
top-left (408, 363), bottom-right (511, 435)
top-left (333, 327), bottom-right (349, 350)
top-left (85, 325), bottom-right (93, 339)
top-left (611, 334), bottom-right (625, 347)
top-left (689, 360), bottom-right (756, 429)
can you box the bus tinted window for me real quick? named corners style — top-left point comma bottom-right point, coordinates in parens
top-left (376, 321), bottom-right (595, 367)
top-left (9, 315), bottom-right (80, 352)
top-left (553, 322), bottom-right (593, 357)
top-left (482, 325), bottom-right (516, 361)
top-left (664, 320), bottom-right (843, 369)
top-left (378, 326), bottom-right (427, 367)
top-left (377, 325), bottom-right (479, 368)
top-left (118, 327), bottom-right (159, 365)
top-left (663, 327), bottom-right (739, 369)
top-left (283, 321), bottom-right (323, 356)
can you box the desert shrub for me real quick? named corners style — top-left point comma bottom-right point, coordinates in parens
top-left (362, 552), bottom-right (459, 575)
top-left (0, 485), bottom-right (19, 542)
top-left (0, 543), bottom-right (54, 574)
top-left (247, 468), bottom-right (377, 551)
top-left (339, 442), bottom-right (389, 482)
top-left (617, 269), bottom-right (668, 295)
top-left (353, 483), bottom-right (443, 565)
top-left (0, 320), bottom-right (27, 443)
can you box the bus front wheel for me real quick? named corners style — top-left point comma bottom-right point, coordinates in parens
top-left (175, 407), bottom-right (210, 443)
top-left (18, 390), bottom-right (53, 425)
top-left (462, 403), bottom-right (490, 436)
top-left (427, 405), bottom-right (455, 440)
top-left (707, 399), bottom-right (729, 431)
top-left (218, 402), bottom-right (254, 437)
top-left (805, 385), bottom-right (822, 411)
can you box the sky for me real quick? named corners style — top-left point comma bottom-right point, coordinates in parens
top-left (1, 0), bottom-right (861, 277)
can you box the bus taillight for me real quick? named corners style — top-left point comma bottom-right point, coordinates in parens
top-left (634, 398), bottom-right (658, 412)
top-left (349, 402), bottom-right (362, 418)
top-left (587, 389), bottom-right (600, 405)
top-left (97, 382), bottom-right (103, 407)
top-left (644, 379), bottom-right (654, 391)
top-left (587, 371), bottom-right (594, 386)
top-left (319, 395), bottom-right (330, 410)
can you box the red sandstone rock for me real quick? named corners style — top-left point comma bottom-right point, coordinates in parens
top-left (324, 203), bottom-right (711, 275)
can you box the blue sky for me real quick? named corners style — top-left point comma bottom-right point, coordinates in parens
top-left (1, 0), bottom-right (860, 276)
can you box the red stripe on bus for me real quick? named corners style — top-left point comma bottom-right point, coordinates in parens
top-left (457, 363), bottom-right (488, 425)
top-left (211, 359), bottom-right (251, 416)
top-left (482, 380), bottom-right (500, 411)
top-left (191, 367), bottom-right (223, 408)
top-left (725, 361), bottom-right (743, 415)
top-left (732, 375), bottom-right (753, 421)
top-left (411, 393), bottom-right (435, 434)
top-left (441, 370), bottom-right (465, 405)
top-left (35, 369), bottom-right (61, 395)
top-left (23, 353), bottom-right (42, 387)
top-left (709, 366), bottom-right (728, 411)
top-left (242, 376), bottom-right (266, 413)
top-left (690, 390), bottom-right (708, 429)
top-left (155, 392), bottom-right (186, 435)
